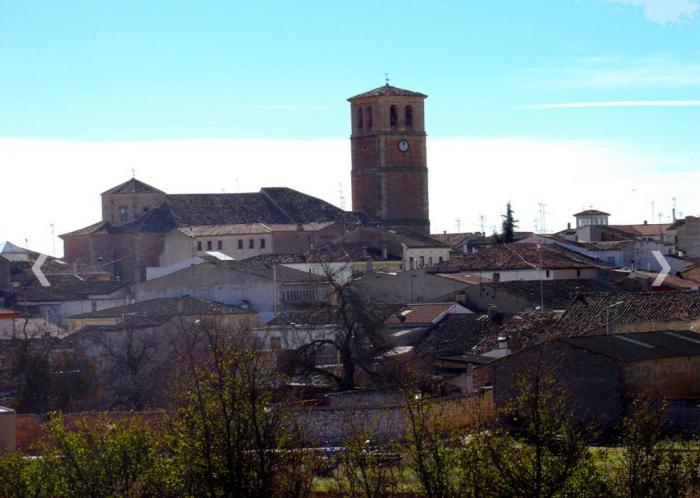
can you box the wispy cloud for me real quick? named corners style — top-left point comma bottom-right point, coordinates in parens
top-left (520, 54), bottom-right (700, 90)
top-left (524, 100), bottom-right (700, 109)
top-left (259, 104), bottom-right (328, 111)
top-left (601, 0), bottom-right (698, 25)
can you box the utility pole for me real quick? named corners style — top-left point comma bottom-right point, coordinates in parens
top-left (479, 214), bottom-right (486, 235)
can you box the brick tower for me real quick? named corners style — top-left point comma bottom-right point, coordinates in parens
top-left (348, 83), bottom-right (430, 235)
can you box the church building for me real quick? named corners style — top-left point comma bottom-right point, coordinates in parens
top-left (60, 83), bottom-right (433, 282)
top-left (348, 83), bottom-right (430, 235)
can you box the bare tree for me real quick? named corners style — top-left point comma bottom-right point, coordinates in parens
top-left (0, 313), bottom-right (95, 413)
top-left (283, 268), bottom-right (393, 391)
top-left (92, 318), bottom-right (174, 410)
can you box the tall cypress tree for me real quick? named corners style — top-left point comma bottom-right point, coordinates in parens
top-left (502, 202), bottom-right (518, 243)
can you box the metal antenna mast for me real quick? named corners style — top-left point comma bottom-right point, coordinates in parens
top-left (337, 183), bottom-right (346, 210)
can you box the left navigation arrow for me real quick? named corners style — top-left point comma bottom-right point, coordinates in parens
top-left (31, 253), bottom-right (51, 287)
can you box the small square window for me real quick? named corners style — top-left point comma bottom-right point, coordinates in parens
top-left (249, 239), bottom-right (254, 249)
top-left (207, 240), bottom-right (213, 251)
top-left (260, 238), bottom-right (266, 249)
top-left (238, 239), bottom-right (243, 250)
top-left (217, 240), bottom-right (223, 250)
top-left (119, 206), bottom-right (128, 222)
top-left (197, 241), bottom-right (202, 251)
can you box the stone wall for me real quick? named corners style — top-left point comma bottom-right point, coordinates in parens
top-left (294, 391), bottom-right (493, 445)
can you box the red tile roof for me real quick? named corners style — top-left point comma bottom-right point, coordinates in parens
top-left (609, 223), bottom-right (671, 237)
top-left (554, 290), bottom-right (700, 336)
top-left (348, 84), bottom-right (427, 100)
top-left (437, 243), bottom-right (598, 271)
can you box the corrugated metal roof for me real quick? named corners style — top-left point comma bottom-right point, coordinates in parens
top-left (562, 330), bottom-right (700, 362)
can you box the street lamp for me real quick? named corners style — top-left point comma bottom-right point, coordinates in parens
top-left (606, 301), bottom-right (624, 335)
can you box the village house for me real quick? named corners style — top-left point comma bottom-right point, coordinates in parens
top-left (352, 268), bottom-right (473, 304)
top-left (328, 226), bottom-right (451, 270)
top-left (462, 278), bottom-right (629, 313)
top-left (491, 330), bottom-right (700, 433)
top-left (436, 242), bottom-right (601, 283)
top-left (67, 296), bottom-right (254, 334)
top-left (667, 216), bottom-right (700, 259)
top-left (432, 231), bottom-right (532, 254)
top-left (133, 255), bottom-right (330, 323)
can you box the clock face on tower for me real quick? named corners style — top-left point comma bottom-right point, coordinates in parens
top-left (398, 140), bottom-right (409, 152)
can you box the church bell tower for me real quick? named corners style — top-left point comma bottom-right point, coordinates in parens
top-left (348, 82), bottom-right (430, 235)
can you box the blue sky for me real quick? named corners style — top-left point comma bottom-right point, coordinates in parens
top-left (1, 0), bottom-right (699, 254)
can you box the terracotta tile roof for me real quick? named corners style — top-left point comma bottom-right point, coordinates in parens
top-left (60, 221), bottom-right (109, 237)
top-left (473, 311), bottom-right (562, 354)
top-left (633, 271), bottom-right (700, 290)
top-left (64, 187), bottom-right (367, 238)
top-left (330, 226), bottom-right (448, 253)
top-left (14, 274), bottom-right (128, 302)
top-left (348, 84), bottom-right (427, 100)
top-left (416, 314), bottom-right (498, 356)
top-left (385, 303), bottom-right (461, 326)
top-left (574, 209), bottom-right (610, 216)
top-left (479, 278), bottom-right (629, 310)
top-left (102, 178), bottom-right (164, 195)
top-left (72, 296), bottom-right (249, 320)
top-left (244, 247), bottom-right (390, 265)
top-left (609, 223), bottom-right (671, 237)
top-left (554, 290), bottom-right (700, 336)
top-left (430, 232), bottom-right (483, 249)
top-left (267, 303), bottom-right (399, 327)
top-left (201, 256), bottom-right (327, 283)
top-left (437, 243), bottom-right (598, 271)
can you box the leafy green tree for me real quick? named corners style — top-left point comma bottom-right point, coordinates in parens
top-left (485, 362), bottom-right (593, 498)
top-left (167, 317), bottom-right (314, 498)
top-left (613, 398), bottom-right (686, 498)
top-left (27, 413), bottom-right (172, 498)
top-left (333, 429), bottom-right (401, 498)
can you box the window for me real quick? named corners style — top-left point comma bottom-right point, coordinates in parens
top-left (270, 337), bottom-right (282, 351)
top-left (207, 240), bottom-right (213, 251)
top-left (260, 238), bottom-right (266, 249)
top-left (367, 106), bottom-right (373, 128)
top-left (545, 270), bottom-right (550, 278)
top-left (419, 256), bottom-right (425, 267)
top-left (285, 289), bottom-right (317, 303)
top-left (91, 301), bottom-right (97, 312)
top-left (119, 206), bottom-right (128, 222)
top-left (577, 269), bottom-right (582, 277)
top-left (493, 272), bottom-right (501, 282)
top-left (428, 256), bottom-right (433, 266)
top-left (217, 240), bottom-right (223, 250)
top-left (197, 241), bottom-right (202, 251)
top-left (390, 105), bottom-right (398, 126)
top-left (405, 105), bottom-right (413, 127)
top-left (249, 239), bottom-right (254, 249)
top-left (358, 107), bottom-right (363, 129)
top-left (238, 239), bottom-right (243, 249)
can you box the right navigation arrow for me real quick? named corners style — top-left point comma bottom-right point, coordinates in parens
top-left (651, 250), bottom-right (670, 287)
